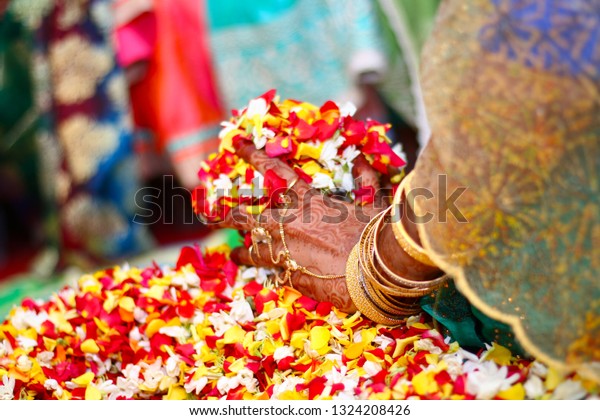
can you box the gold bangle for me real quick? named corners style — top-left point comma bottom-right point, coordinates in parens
top-left (356, 216), bottom-right (418, 317)
top-left (391, 172), bottom-right (438, 268)
top-left (248, 245), bottom-right (257, 265)
top-left (345, 243), bottom-right (407, 325)
top-left (362, 208), bottom-right (439, 298)
top-left (369, 208), bottom-right (432, 289)
top-left (372, 209), bottom-right (448, 290)
top-left (357, 211), bottom-right (423, 314)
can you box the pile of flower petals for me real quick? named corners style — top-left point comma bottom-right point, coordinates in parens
top-left (0, 245), bottom-right (597, 400)
top-left (193, 89), bottom-right (406, 222)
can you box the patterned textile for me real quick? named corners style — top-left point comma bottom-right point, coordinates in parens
top-left (206, 0), bottom-right (387, 110)
top-left (8, 0), bottom-right (152, 264)
top-left (411, 0), bottom-right (600, 380)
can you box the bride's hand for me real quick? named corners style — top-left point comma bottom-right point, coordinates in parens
top-left (218, 144), bottom-right (432, 312)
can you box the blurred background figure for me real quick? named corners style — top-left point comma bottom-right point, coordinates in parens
top-left (115, 0), bottom-right (441, 187)
top-left (115, 0), bottom-right (225, 191)
top-left (1, 0), bottom-right (154, 284)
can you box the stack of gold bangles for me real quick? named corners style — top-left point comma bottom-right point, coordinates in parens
top-left (345, 172), bottom-right (449, 325)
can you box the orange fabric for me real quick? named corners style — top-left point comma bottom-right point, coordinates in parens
top-left (123, 0), bottom-right (223, 157)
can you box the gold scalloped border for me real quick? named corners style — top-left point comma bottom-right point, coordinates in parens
top-left (409, 177), bottom-right (600, 383)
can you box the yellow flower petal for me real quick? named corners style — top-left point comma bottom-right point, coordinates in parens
top-left (223, 325), bottom-right (246, 345)
top-left (441, 383), bottom-right (454, 398)
top-left (102, 293), bottom-right (119, 313)
top-left (93, 318), bottom-right (111, 335)
top-left (43, 337), bottom-right (57, 352)
top-left (484, 343), bottom-right (512, 366)
top-left (296, 144), bottom-right (322, 161)
top-left (364, 352), bottom-right (382, 363)
top-left (279, 317), bottom-right (290, 341)
top-left (248, 340), bottom-right (263, 357)
top-left (497, 383), bottom-right (525, 400)
top-left (81, 339), bottom-right (100, 354)
top-left (393, 336), bottom-right (419, 358)
top-left (85, 385), bottom-right (102, 400)
top-left (145, 285), bottom-right (166, 301)
top-left (261, 340), bottom-right (275, 356)
top-left (281, 286), bottom-right (303, 305)
top-left (21, 329), bottom-right (37, 341)
top-left (146, 319), bottom-right (166, 338)
top-left (344, 342), bottom-right (364, 360)
top-left (359, 328), bottom-right (377, 345)
top-left (310, 326), bottom-right (331, 350)
top-left (49, 310), bottom-right (74, 334)
top-left (166, 317), bottom-right (182, 327)
top-left (0, 325), bottom-right (18, 341)
top-left (220, 129), bottom-right (245, 154)
top-left (412, 370), bottom-right (438, 396)
top-left (263, 300), bottom-right (276, 314)
top-left (79, 274), bottom-right (101, 293)
top-left (165, 386), bottom-right (188, 400)
top-left (291, 331), bottom-right (309, 350)
top-left (243, 331), bottom-right (255, 349)
top-left (119, 296), bottom-right (135, 313)
top-left (425, 353), bottom-right (439, 365)
top-left (233, 158), bottom-right (249, 177)
top-left (277, 390), bottom-right (305, 400)
top-left (546, 367), bottom-right (566, 391)
top-left (228, 358), bottom-right (246, 374)
top-left (72, 372), bottom-right (95, 387)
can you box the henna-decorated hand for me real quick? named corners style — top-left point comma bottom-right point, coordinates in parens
top-left (218, 144), bottom-right (434, 312)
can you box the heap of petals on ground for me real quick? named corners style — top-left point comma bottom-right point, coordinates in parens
top-left (0, 245), bottom-right (597, 400)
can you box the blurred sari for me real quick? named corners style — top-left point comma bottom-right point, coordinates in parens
top-left (6, 0), bottom-right (152, 266)
top-left (115, 0), bottom-right (225, 189)
top-left (410, 0), bottom-right (599, 380)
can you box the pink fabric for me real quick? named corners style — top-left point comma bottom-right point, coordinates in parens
top-left (115, 12), bottom-right (157, 67)
top-left (115, 0), bottom-right (224, 162)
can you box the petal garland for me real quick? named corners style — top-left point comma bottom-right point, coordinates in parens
top-left (194, 90), bottom-right (406, 222)
top-left (0, 246), bottom-right (597, 400)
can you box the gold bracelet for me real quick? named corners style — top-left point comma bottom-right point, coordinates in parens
top-left (361, 227), bottom-right (433, 299)
top-left (345, 243), bottom-right (407, 325)
top-left (368, 208), bottom-right (440, 291)
top-left (391, 172), bottom-right (438, 268)
top-left (277, 191), bottom-right (345, 285)
top-left (354, 210), bottom-right (422, 318)
top-left (248, 245), bottom-right (257, 265)
top-left (372, 208), bottom-right (448, 291)
top-left (362, 208), bottom-right (439, 299)
top-left (355, 217), bottom-right (418, 319)
top-left (354, 212), bottom-right (409, 314)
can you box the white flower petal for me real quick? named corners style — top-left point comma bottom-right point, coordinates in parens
top-left (311, 172), bottom-right (335, 190)
top-left (524, 375), bottom-right (545, 399)
top-left (339, 102), bottom-right (357, 117)
top-left (245, 98), bottom-right (268, 119)
top-left (552, 380), bottom-right (587, 400)
top-left (273, 345), bottom-right (295, 362)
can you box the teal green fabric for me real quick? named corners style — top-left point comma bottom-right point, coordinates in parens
top-left (375, 0), bottom-right (441, 130)
top-left (0, 9), bottom-right (43, 260)
top-left (391, 0), bottom-right (440, 53)
top-left (206, 0), bottom-right (387, 110)
top-left (421, 280), bottom-right (526, 355)
top-left (0, 273), bottom-right (65, 320)
top-left (0, 11), bottom-right (34, 142)
top-left (207, 0), bottom-right (298, 29)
